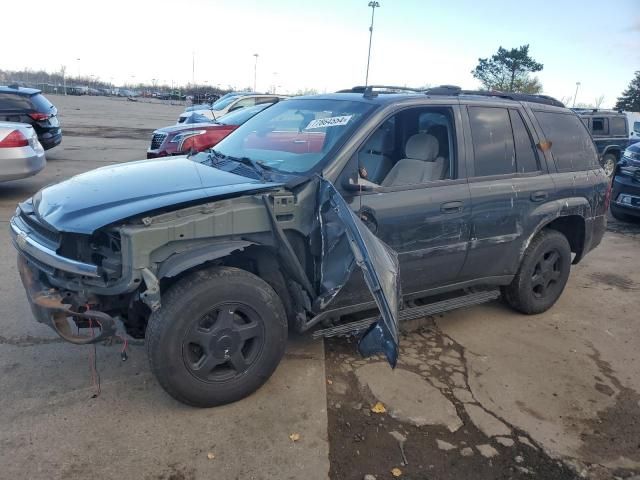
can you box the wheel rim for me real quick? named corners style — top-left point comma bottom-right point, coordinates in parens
top-left (181, 302), bottom-right (265, 383)
top-left (530, 248), bottom-right (563, 299)
top-left (603, 157), bottom-right (615, 178)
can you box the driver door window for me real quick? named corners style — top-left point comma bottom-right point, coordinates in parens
top-left (356, 107), bottom-right (455, 189)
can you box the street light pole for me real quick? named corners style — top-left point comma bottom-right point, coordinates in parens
top-left (365, 1), bottom-right (380, 87)
top-left (572, 81), bottom-right (581, 108)
top-left (253, 54), bottom-right (259, 92)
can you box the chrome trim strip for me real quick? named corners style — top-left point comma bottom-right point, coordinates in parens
top-left (9, 217), bottom-right (100, 278)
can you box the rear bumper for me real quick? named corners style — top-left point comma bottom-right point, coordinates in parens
top-left (39, 130), bottom-right (62, 150)
top-left (0, 148), bottom-right (46, 182)
top-left (611, 174), bottom-right (640, 217)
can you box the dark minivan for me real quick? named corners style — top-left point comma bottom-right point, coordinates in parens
top-left (0, 85), bottom-right (62, 150)
top-left (611, 142), bottom-right (640, 221)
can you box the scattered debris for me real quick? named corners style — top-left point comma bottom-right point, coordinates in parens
top-left (495, 436), bottom-right (514, 447)
top-left (389, 431), bottom-right (408, 465)
top-left (363, 475), bottom-right (377, 480)
top-left (476, 444), bottom-right (499, 458)
top-left (206, 452), bottom-right (215, 460)
top-left (460, 447), bottom-right (474, 457)
top-left (371, 402), bottom-right (387, 414)
top-left (289, 433), bottom-right (300, 442)
top-left (515, 455), bottom-right (524, 463)
top-left (391, 467), bottom-right (403, 477)
top-left (436, 439), bottom-right (456, 451)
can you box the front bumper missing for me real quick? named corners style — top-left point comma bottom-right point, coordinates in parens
top-left (17, 256), bottom-right (117, 344)
top-left (10, 215), bottom-right (100, 278)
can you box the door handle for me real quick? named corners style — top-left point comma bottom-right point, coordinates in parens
top-left (440, 201), bottom-right (464, 214)
top-left (530, 191), bottom-right (548, 202)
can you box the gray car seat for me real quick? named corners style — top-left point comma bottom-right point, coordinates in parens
top-left (358, 128), bottom-right (393, 184)
top-left (382, 133), bottom-right (446, 187)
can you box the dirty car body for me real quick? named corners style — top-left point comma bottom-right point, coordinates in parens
top-left (10, 88), bottom-right (608, 406)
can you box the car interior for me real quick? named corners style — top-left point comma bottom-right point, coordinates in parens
top-left (357, 107), bottom-right (455, 188)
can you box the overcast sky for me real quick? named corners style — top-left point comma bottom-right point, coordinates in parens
top-left (3, 0), bottom-right (639, 107)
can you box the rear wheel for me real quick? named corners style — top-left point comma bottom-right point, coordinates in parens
top-left (602, 153), bottom-right (617, 178)
top-left (146, 266), bottom-right (287, 407)
top-left (503, 230), bottom-right (572, 315)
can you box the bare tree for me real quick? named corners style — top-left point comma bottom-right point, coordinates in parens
top-left (594, 95), bottom-right (605, 109)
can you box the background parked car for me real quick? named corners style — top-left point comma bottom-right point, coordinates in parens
top-left (574, 108), bottom-right (630, 177)
top-left (148, 102), bottom-right (275, 158)
top-left (177, 93), bottom-right (287, 123)
top-left (625, 111), bottom-right (640, 144)
top-left (0, 85), bottom-right (62, 150)
top-left (610, 142), bottom-right (640, 222)
top-left (0, 122), bottom-right (46, 182)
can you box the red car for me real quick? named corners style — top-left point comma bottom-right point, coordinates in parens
top-left (147, 103), bottom-right (273, 159)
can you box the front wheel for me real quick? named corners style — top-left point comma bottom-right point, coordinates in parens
top-left (503, 230), bottom-right (572, 315)
top-left (146, 266), bottom-right (288, 407)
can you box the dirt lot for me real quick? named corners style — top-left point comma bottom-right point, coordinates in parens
top-left (1, 94), bottom-right (639, 479)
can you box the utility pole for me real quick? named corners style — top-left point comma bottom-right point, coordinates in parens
top-left (572, 81), bottom-right (581, 108)
top-left (365, 1), bottom-right (380, 87)
top-left (253, 53), bottom-right (259, 92)
top-left (61, 65), bottom-right (67, 95)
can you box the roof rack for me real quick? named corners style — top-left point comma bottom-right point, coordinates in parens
top-left (570, 107), bottom-right (624, 114)
top-left (338, 85), bottom-right (565, 108)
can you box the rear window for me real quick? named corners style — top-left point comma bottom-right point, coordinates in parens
top-left (0, 93), bottom-right (32, 110)
top-left (30, 93), bottom-right (54, 112)
top-left (533, 111), bottom-right (598, 171)
top-left (610, 116), bottom-right (627, 137)
top-left (468, 107), bottom-right (515, 176)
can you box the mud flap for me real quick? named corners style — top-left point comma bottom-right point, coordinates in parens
top-left (317, 178), bottom-right (400, 367)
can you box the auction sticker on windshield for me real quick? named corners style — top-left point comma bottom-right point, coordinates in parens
top-left (305, 115), bottom-right (352, 130)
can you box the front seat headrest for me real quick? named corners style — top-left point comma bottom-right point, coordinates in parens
top-left (405, 133), bottom-right (439, 162)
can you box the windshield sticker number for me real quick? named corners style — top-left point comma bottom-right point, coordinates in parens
top-left (305, 115), bottom-right (352, 130)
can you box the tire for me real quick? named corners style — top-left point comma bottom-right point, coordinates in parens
top-left (601, 153), bottom-right (617, 179)
top-left (503, 229), bottom-right (572, 315)
top-left (146, 266), bottom-right (287, 407)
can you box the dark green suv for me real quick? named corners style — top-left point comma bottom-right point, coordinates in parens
top-left (10, 86), bottom-right (609, 407)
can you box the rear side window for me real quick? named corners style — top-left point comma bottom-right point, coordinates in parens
top-left (610, 116), bottom-right (627, 137)
top-left (29, 94), bottom-right (54, 112)
top-left (509, 110), bottom-right (540, 173)
top-left (534, 111), bottom-right (598, 171)
top-left (591, 117), bottom-right (608, 135)
top-left (0, 93), bottom-right (32, 110)
top-left (468, 107), bottom-right (515, 176)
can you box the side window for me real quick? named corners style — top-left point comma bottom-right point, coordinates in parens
top-left (232, 97), bottom-right (256, 109)
top-left (468, 107), bottom-right (515, 177)
top-left (610, 117), bottom-right (627, 137)
top-left (634, 121), bottom-right (640, 134)
top-left (533, 111), bottom-right (599, 171)
top-left (509, 110), bottom-right (540, 173)
top-left (355, 107), bottom-right (456, 187)
top-left (591, 117), bottom-right (608, 136)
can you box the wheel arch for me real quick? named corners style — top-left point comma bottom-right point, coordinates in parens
top-left (522, 214), bottom-right (587, 266)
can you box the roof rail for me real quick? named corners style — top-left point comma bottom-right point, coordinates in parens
top-left (338, 85), bottom-right (424, 98)
top-left (337, 84), bottom-right (565, 107)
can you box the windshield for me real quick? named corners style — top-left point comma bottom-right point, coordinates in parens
top-left (212, 98), bottom-right (375, 174)
top-left (218, 103), bottom-right (272, 126)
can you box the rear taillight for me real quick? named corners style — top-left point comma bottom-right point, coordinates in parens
top-left (28, 112), bottom-right (50, 121)
top-left (0, 130), bottom-right (29, 148)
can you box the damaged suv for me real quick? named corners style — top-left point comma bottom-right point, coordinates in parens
top-left (10, 86), bottom-right (609, 407)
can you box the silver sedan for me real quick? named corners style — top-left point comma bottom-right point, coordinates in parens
top-left (0, 122), bottom-right (46, 182)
